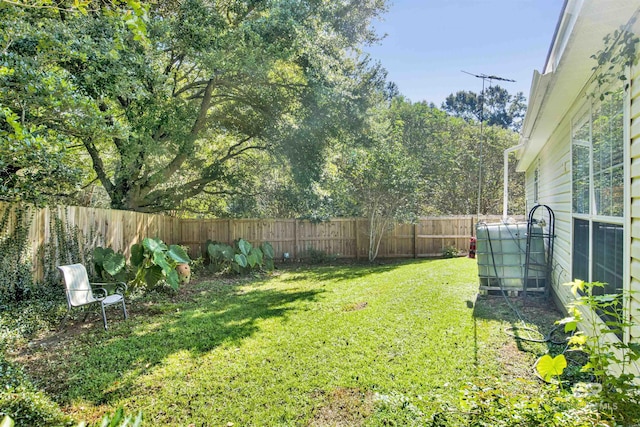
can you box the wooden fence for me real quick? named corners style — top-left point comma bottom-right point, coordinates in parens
top-left (0, 202), bottom-right (513, 280)
top-left (178, 216), bottom-right (511, 259)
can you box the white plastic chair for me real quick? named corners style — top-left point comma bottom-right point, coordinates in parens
top-left (57, 263), bottom-right (128, 330)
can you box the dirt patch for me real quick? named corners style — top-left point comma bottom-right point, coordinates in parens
top-left (474, 294), bottom-right (569, 387)
top-left (474, 294), bottom-right (564, 332)
top-left (498, 340), bottom-right (538, 379)
top-left (343, 301), bottom-right (368, 312)
top-left (309, 387), bottom-right (375, 427)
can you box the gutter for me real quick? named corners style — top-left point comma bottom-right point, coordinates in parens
top-left (543, 0), bottom-right (570, 73)
top-left (503, 143), bottom-right (525, 219)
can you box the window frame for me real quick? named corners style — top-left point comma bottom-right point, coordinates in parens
top-left (570, 81), bottom-right (631, 342)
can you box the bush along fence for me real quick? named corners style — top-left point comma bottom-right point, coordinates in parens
top-left (0, 202), bottom-right (512, 281)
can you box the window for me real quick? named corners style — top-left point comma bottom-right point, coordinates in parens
top-left (571, 86), bottom-right (625, 305)
top-left (572, 114), bottom-right (590, 214)
top-left (572, 218), bottom-right (589, 282)
top-left (592, 90), bottom-right (624, 217)
top-left (592, 221), bottom-right (624, 295)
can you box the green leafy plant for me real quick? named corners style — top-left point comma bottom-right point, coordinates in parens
top-left (93, 247), bottom-right (127, 282)
top-left (260, 242), bottom-right (275, 271)
top-left (40, 208), bottom-right (98, 289)
top-left (590, 24), bottom-right (640, 99)
top-left (206, 239), bottom-right (274, 274)
top-left (0, 354), bottom-right (73, 426)
top-left (458, 380), bottom-right (603, 427)
top-left (1, 407), bottom-right (142, 427)
top-left (0, 204), bottom-right (33, 303)
top-left (535, 354), bottom-right (567, 384)
top-left (92, 406), bottom-right (143, 427)
top-left (130, 238), bottom-right (190, 291)
top-left (441, 246), bottom-right (459, 259)
top-left (301, 246), bottom-right (337, 264)
top-left (206, 240), bottom-right (235, 272)
top-left (556, 280), bottom-right (640, 423)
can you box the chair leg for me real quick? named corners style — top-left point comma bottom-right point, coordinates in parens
top-left (59, 308), bottom-right (71, 330)
top-left (101, 303), bottom-right (108, 330)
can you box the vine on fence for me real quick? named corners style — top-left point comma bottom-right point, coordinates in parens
top-left (0, 204), bottom-right (33, 303)
top-left (40, 209), bottom-right (100, 287)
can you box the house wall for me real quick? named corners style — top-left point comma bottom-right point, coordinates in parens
top-left (630, 64), bottom-right (640, 341)
top-left (520, 3), bottom-right (640, 378)
top-left (527, 53), bottom-right (640, 346)
top-left (524, 119), bottom-right (573, 309)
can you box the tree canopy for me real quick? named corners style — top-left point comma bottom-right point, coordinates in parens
top-left (2, 0), bottom-right (526, 220)
top-left (1, 0), bottom-right (387, 211)
top-left (442, 85), bottom-right (526, 132)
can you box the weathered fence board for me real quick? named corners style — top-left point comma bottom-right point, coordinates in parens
top-left (1, 202), bottom-right (518, 281)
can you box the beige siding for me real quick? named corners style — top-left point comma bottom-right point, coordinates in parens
top-left (529, 64), bottom-right (640, 348)
top-left (527, 69), bottom-right (640, 372)
top-left (525, 119), bottom-right (573, 306)
top-left (630, 63), bottom-right (640, 343)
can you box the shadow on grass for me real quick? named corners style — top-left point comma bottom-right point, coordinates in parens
top-left (279, 258), bottom-right (442, 283)
top-left (58, 281), bottom-right (324, 405)
top-left (472, 293), bottom-right (566, 357)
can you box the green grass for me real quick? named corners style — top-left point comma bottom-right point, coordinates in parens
top-left (14, 258), bottom-right (561, 425)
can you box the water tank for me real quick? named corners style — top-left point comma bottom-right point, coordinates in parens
top-left (476, 222), bottom-right (546, 294)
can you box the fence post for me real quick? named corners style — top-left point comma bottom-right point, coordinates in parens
top-left (413, 223), bottom-right (417, 259)
top-left (294, 219), bottom-right (298, 259)
top-left (355, 218), bottom-right (360, 260)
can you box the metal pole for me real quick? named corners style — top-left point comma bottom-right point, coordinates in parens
top-left (503, 143), bottom-right (525, 219)
top-left (477, 77), bottom-right (485, 220)
top-left (461, 71), bottom-right (516, 219)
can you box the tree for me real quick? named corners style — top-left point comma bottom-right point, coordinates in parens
top-left (0, 0), bottom-right (147, 205)
top-left (0, 110), bottom-right (80, 206)
top-left (371, 97), bottom-right (524, 217)
top-left (1, 0), bottom-right (388, 212)
top-left (332, 98), bottom-right (423, 261)
top-left (442, 85), bottom-right (526, 132)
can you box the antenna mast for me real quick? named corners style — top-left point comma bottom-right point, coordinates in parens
top-left (461, 71), bottom-right (515, 219)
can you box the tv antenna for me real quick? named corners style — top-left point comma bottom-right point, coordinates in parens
top-left (461, 70), bottom-right (516, 83)
top-left (461, 70), bottom-right (515, 219)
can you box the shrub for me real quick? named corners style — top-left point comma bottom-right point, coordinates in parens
top-left (207, 239), bottom-right (274, 274)
top-left (546, 280), bottom-right (640, 425)
top-left (301, 247), bottom-right (337, 264)
top-left (0, 355), bottom-right (73, 426)
top-left (130, 237), bottom-right (191, 291)
top-left (441, 246), bottom-right (459, 259)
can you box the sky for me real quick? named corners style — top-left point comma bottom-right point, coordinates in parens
top-left (364, 0), bottom-right (565, 106)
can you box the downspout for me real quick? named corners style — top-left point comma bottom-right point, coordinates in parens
top-left (503, 143), bottom-right (525, 220)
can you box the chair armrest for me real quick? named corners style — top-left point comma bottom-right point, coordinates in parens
top-left (114, 282), bottom-right (127, 295)
top-left (92, 287), bottom-right (108, 299)
top-left (90, 282), bottom-right (128, 296)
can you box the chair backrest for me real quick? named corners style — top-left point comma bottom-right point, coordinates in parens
top-left (58, 264), bottom-right (96, 307)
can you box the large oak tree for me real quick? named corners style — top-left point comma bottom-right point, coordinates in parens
top-left (1, 0), bottom-right (387, 212)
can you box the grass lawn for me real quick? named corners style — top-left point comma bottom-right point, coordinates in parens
top-left (13, 257), bottom-right (563, 426)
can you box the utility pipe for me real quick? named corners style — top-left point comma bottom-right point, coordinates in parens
top-left (503, 143), bottom-right (525, 220)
